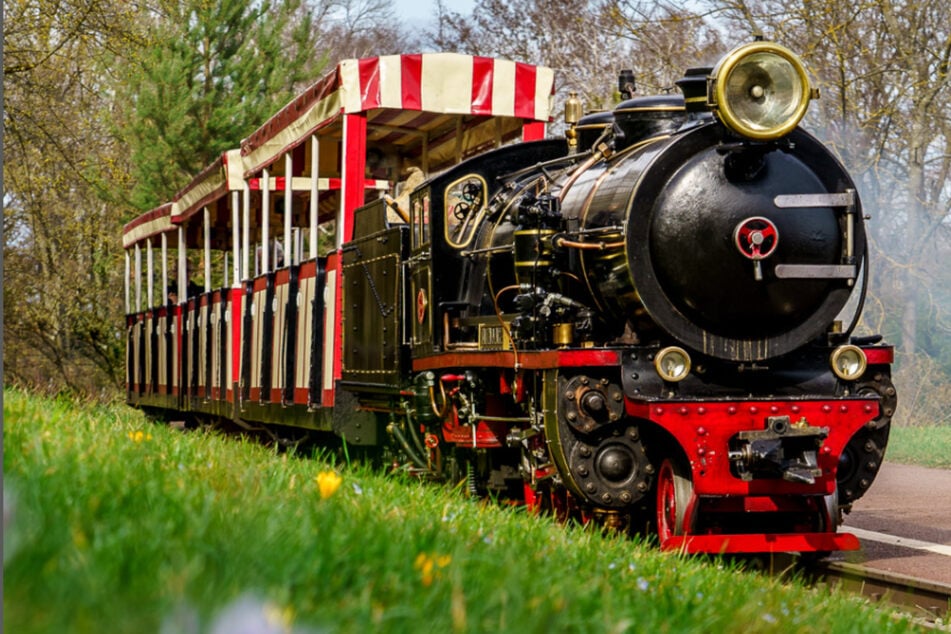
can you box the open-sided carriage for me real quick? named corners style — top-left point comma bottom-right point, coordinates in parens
top-left (123, 54), bottom-right (553, 431)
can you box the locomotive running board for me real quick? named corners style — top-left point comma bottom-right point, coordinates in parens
top-left (661, 532), bottom-right (861, 555)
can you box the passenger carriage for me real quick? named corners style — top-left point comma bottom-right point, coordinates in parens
top-left (123, 53), bottom-right (553, 432)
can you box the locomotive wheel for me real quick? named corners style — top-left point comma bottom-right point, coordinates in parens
top-left (837, 423), bottom-right (889, 505)
top-left (656, 458), bottom-right (696, 544)
top-left (818, 489), bottom-right (841, 532)
top-left (796, 490), bottom-right (840, 564)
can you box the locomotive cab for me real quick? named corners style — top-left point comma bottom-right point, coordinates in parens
top-left (404, 140), bottom-right (570, 357)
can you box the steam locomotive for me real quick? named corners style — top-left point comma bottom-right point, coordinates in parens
top-left (124, 41), bottom-right (896, 554)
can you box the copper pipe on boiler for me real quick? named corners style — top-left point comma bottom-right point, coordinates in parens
top-left (555, 238), bottom-right (625, 250)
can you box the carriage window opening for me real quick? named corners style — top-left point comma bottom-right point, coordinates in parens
top-left (318, 219), bottom-right (336, 257)
top-left (445, 175), bottom-right (486, 249)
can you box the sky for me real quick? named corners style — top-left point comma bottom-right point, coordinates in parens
top-left (391, 0), bottom-right (475, 26)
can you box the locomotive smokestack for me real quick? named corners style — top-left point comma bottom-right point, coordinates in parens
top-left (618, 70), bottom-right (636, 101)
top-left (675, 67), bottom-right (713, 114)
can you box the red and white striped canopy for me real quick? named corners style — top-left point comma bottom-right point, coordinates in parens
top-left (241, 53), bottom-right (555, 175)
top-left (123, 53), bottom-right (555, 249)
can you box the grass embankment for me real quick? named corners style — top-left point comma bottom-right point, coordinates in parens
top-left (886, 425), bottom-right (951, 469)
top-left (3, 389), bottom-right (922, 633)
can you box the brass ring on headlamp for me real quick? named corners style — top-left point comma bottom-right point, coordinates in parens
top-left (655, 346), bottom-right (692, 382)
top-left (830, 345), bottom-right (867, 381)
top-left (709, 41), bottom-right (812, 141)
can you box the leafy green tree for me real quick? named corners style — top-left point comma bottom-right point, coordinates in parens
top-left (3, 0), bottom-right (419, 397)
top-left (4, 0), bottom-right (142, 394)
top-left (116, 0), bottom-right (322, 212)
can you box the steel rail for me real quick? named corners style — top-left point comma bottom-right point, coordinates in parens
top-left (813, 561), bottom-right (951, 628)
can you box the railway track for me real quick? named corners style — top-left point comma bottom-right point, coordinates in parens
top-left (734, 554), bottom-right (950, 629)
top-left (812, 561), bottom-right (951, 629)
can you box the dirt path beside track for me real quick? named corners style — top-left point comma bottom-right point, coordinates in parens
top-left (838, 462), bottom-right (951, 585)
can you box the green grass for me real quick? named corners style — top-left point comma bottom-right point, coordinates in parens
top-left (3, 388), bottom-right (924, 633)
top-left (886, 424), bottom-right (951, 469)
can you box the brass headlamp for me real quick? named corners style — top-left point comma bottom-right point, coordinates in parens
top-left (708, 41), bottom-right (814, 141)
top-left (830, 345), bottom-right (867, 381)
top-left (655, 346), bottom-right (692, 382)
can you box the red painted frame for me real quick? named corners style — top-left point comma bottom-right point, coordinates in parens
top-left (663, 532), bottom-right (860, 554)
top-left (628, 398), bottom-right (879, 497)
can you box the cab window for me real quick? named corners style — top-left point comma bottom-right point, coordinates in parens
top-left (444, 175), bottom-right (486, 249)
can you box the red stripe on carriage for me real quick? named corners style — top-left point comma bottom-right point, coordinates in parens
top-left (231, 288), bottom-right (243, 388)
top-left (401, 54), bottom-right (423, 110)
top-left (341, 113), bottom-right (367, 243)
top-left (514, 62), bottom-right (537, 119)
top-left (471, 56), bottom-right (494, 115)
top-left (522, 121), bottom-right (546, 141)
top-left (358, 57), bottom-right (381, 110)
top-left (323, 252), bottom-right (343, 408)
